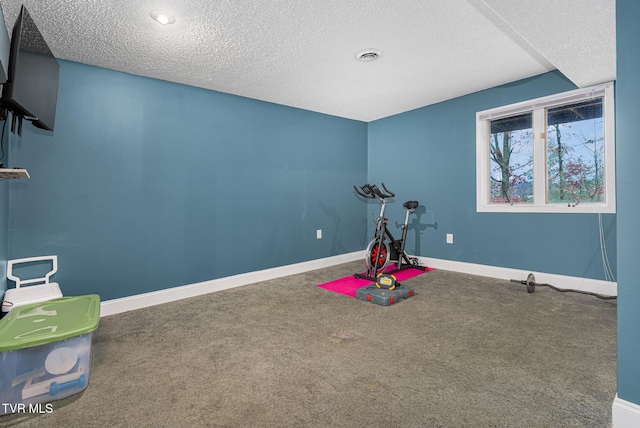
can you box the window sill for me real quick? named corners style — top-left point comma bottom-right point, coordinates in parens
top-left (477, 203), bottom-right (615, 214)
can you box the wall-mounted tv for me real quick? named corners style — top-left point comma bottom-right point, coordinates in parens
top-left (0, 5), bottom-right (59, 133)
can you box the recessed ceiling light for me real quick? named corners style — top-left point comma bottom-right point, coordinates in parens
top-left (150, 10), bottom-right (176, 26)
top-left (355, 49), bottom-right (382, 62)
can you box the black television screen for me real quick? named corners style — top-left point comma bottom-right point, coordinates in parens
top-left (1, 5), bottom-right (59, 132)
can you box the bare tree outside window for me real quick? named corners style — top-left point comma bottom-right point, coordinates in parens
top-left (477, 82), bottom-right (614, 213)
top-left (489, 113), bottom-right (533, 204)
top-left (547, 99), bottom-right (604, 204)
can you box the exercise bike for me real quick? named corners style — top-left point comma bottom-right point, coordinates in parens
top-left (354, 182), bottom-right (426, 283)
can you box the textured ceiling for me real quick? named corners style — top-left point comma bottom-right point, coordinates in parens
top-left (0, 0), bottom-right (616, 122)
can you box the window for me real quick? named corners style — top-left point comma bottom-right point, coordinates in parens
top-left (476, 82), bottom-right (615, 213)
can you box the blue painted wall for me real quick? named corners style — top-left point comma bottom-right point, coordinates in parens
top-left (1, 14), bottom-right (630, 410)
top-left (0, 3), bottom-right (8, 298)
top-left (616, 0), bottom-right (640, 406)
top-left (0, 124), bottom-right (8, 296)
top-left (7, 61), bottom-right (368, 300)
top-left (367, 70), bottom-right (616, 280)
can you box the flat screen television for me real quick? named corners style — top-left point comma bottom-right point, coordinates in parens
top-left (0, 5), bottom-right (59, 132)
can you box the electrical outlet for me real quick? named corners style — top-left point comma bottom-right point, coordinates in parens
top-left (446, 233), bottom-right (453, 244)
top-left (317, 229), bottom-right (322, 239)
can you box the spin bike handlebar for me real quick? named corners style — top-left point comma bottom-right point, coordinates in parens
top-left (353, 182), bottom-right (395, 199)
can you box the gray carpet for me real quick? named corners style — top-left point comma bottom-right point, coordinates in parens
top-left (0, 261), bottom-right (617, 427)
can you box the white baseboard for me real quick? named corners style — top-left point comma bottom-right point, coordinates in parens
top-left (101, 252), bottom-right (616, 317)
top-left (417, 256), bottom-right (617, 297)
top-left (613, 395), bottom-right (640, 428)
top-left (100, 251), bottom-right (365, 317)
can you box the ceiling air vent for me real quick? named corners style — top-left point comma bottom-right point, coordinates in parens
top-left (355, 49), bottom-right (382, 62)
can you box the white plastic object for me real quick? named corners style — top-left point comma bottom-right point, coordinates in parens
top-left (7, 255), bottom-right (58, 287)
top-left (2, 256), bottom-right (63, 314)
top-left (45, 347), bottom-right (79, 375)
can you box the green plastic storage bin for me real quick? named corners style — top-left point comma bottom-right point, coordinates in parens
top-left (0, 295), bottom-right (100, 415)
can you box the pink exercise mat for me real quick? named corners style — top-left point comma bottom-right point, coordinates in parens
top-left (317, 265), bottom-right (433, 297)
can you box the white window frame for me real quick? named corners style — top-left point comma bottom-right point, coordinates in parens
top-left (476, 82), bottom-right (615, 213)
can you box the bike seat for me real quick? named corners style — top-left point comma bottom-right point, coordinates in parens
top-left (403, 200), bottom-right (419, 210)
